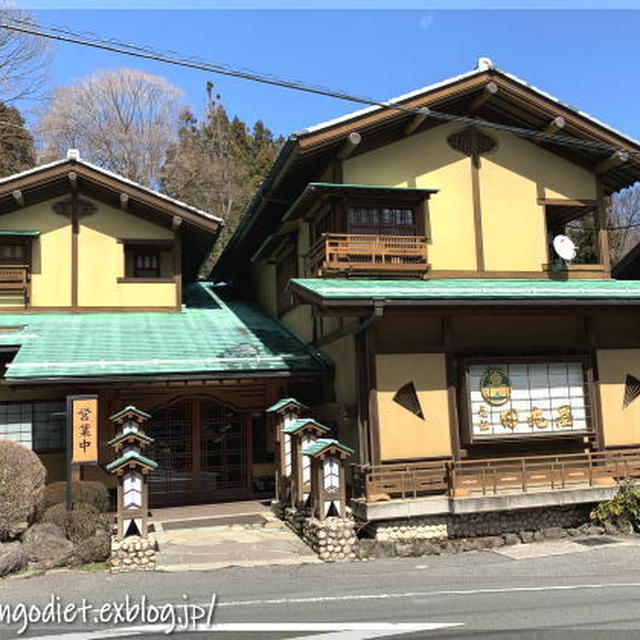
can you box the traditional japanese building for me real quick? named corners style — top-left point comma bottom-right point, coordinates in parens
top-left (214, 58), bottom-right (640, 524)
top-left (0, 151), bottom-right (327, 506)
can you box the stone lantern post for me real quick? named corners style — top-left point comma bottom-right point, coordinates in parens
top-left (302, 438), bottom-right (354, 519)
top-left (106, 405), bottom-right (157, 540)
top-left (281, 417), bottom-right (330, 508)
top-left (265, 398), bottom-right (308, 504)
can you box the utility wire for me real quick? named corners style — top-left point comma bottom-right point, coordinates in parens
top-left (2, 16), bottom-right (640, 162)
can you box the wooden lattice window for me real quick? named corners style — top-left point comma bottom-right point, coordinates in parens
top-left (133, 248), bottom-right (160, 278)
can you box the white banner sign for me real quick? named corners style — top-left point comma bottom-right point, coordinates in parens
top-left (469, 362), bottom-right (589, 439)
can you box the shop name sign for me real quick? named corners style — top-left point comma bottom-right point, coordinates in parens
top-left (469, 362), bottom-right (589, 439)
top-left (69, 395), bottom-right (99, 464)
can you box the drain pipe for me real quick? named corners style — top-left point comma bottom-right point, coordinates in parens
top-left (313, 298), bottom-right (385, 349)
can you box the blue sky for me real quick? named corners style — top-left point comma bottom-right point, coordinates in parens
top-left (20, 9), bottom-right (640, 141)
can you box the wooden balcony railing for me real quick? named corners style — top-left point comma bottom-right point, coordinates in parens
top-left (0, 266), bottom-right (30, 306)
top-left (355, 448), bottom-right (640, 502)
top-left (304, 233), bottom-right (429, 277)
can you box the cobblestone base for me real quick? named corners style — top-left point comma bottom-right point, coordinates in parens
top-left (110, 535), bottom-right (157, 573)
top-left (366, 505), bottom-right (593, 541)
top-left (302, 517), bottom-right (357, 562)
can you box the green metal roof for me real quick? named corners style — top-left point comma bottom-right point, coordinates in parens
top-left (1, 283), bottom-right (328, 383)
top-left (106, 450), bottom-right (158, 472)
top-left (109, 405), bottom-right (152, 421)
top-left (301, 438), bottom-right (354, 457)
top-left (289, 278), bottom-right (640, 304)
top-left (281, 417), bottom-right (330, 435)
top-left (107, 427), bottom-right (153, 447)
top-left (266, 397), bottom-right (309, 413)
top-left (0, 231), bottom-right (40, 236)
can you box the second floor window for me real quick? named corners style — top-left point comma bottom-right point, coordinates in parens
top-left (134, 249), bottom-right (160, 278)
top-left (348, 207), bottom-right (417, 236)
top-left (0, 243), bottom-right (25, 265)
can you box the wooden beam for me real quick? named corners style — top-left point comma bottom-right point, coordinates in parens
top-left (533, 116), bottom-right (565, 144)
top-left (119, 193), bottom-right (129, 210)
top-left (537, 198), bottom-right (597, 207)
top-left (404, 107), bottom-right (431, 135)
top-left (11, 190), bottom-right (24, 207)
top-left (469, 82), bottom-right (498, 112)
top-left (594, 150), bottom-right (629, 174)
top-left (336, 131), bottom-right (362, 160)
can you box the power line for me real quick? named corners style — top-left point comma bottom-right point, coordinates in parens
top-left (2, 16), bottom-right (640, 162)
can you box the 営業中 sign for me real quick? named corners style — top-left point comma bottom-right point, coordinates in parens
top-left (69, 395), bottom-right (99, 464)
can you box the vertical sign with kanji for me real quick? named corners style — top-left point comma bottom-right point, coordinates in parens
top-left (69, 395), bottom-right (99, 464)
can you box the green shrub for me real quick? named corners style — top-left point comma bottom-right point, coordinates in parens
top-left (42, 481), bottom-right (110, 513)
top-left (591, 478), bottom-right (640, 529)
top-left (41, 503), bottom-right (107, 544)
top-left (0, 440), bottom-right (46, 541)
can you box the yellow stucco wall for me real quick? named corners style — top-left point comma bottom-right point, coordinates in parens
top-left (342, 122), bottom-right (597, 273)
top-left (479, 129), bottom-right (596, 271)
top-left (280, 305), bottom-right (313, 343)
top-left (343, 122), bottom-right (477, 271)
top-left (598, 349), bottom-right (640, 447)
top-left (321, 334), bottom-right (356, 407)
top-left (0, 196), bottom-right (177, 309)
top-left (375, 353), bottom-right (452, 461)
top-left (78, 198), bottom-right (175, 308)
top-left (251, 261), bottom-right (277, 316)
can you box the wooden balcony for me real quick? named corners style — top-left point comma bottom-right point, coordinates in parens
top-left (0, 266), bottom-right (30, 306)
top-left (304, 233), bottom-right (429, 277)
top-left (355, 448), bottom-right (640, 503)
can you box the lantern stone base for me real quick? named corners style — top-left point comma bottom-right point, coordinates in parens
top-left (110, 535), bottom-right (157, 573)
top-left (301, 517), bottom-right (357, 562)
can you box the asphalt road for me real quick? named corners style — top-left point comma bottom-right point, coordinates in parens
top-left (3, 537), bottom-right (640, 639)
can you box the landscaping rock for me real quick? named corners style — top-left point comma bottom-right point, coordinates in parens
top-left (542, 527), bottom-right (568, 539)
top-left (479, 536), bottom-right (505, 549)
top-left (0, 541), bottom-right (27, 577)
top-left (22, 523), bottom-right (74, 569)
top-left (503, 533), bottom-right (520, 546)
top-left (0, 442), bottom-right (46, 541)
top-left (618, 520), bottom-right (634, 536)
top-left (566, 528), bottom-right (580, 537)
top-left (603, 522), bottom-right (618, 536)
top-left (532, 530), bottom-right (545, 542)
top-left (519, 531), bottom-right (534, 544)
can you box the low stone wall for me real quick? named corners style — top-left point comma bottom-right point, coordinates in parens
top-left (366, 504), bottom-right (593, 541)
top-left (355, 520), bottom-right (629, 560)
top-left (110, 535), bottom-right (156, 573)
top-left (302, 517), bottom-right (357, 562)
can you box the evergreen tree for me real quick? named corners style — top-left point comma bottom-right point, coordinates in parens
top-left (160, 84), bottom-right (283, 273)
top-left (0, 102), bottom-right (35, 177)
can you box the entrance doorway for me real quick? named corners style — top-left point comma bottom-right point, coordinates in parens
top-left (147, 398), bottom-right (251, 505)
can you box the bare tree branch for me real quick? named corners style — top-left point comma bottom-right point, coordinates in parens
top-left (36, 68), bottom-right (183, 186)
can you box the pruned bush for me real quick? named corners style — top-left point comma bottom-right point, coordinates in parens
top-left (0, 440), bottom-right (46, 541)
top-left (41, 503), bottom-right (106, 544)
top-left (591, 478), bottom-right (640, 530)
top-left (72, 532), bottom-right (111, 565)
top-left (42, 481), bottom-right (110, 513)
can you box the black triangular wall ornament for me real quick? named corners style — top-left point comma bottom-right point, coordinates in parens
top-left (392, 381), bottom-right (425, 420)
top-left (623, 374), bottom-right (640, 410)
